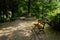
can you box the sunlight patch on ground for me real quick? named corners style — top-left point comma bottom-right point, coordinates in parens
top-left (0, 20), bottom-right (35, 40)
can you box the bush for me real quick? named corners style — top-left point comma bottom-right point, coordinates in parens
top-left (0, 17), bottom-right (6, 23)
top-left (49, 14), bottom-right (60, 30)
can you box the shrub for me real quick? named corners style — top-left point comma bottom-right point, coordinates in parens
top-left (49, 14), bottom-right (60, 30)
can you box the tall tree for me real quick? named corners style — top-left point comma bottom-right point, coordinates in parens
top-left (28, 0), bottom-right (31, 17)
top-left (9, 0), bottom-right (18, 19)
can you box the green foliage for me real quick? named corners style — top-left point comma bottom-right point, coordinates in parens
top-left (49, 14), bottom-right (60, 30)
top-left (11, 0), bottom-right (59, 19)
top-left (30, 0), bottom-right (59, 18)
top-left (18, 0), bottom-right (28, 17)
top-left (0, 0), bottom-right (60, 22)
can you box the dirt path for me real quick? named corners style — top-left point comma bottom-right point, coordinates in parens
top-left (0, 20), bottom-right (42, 40)
top-left (0, 20), bottom-right (60, 40)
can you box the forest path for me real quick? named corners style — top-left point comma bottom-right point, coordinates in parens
top-left (0, 19), bottom-right (60, 40)
top-left (0, 20), bottom-right (42, 40)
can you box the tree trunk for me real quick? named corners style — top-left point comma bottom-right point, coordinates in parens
top-left (10, 10), bottom-right (16, 21)
top-left (4, 8), bottom-right (8, 18)
top-left (28, 0), bottom-right (31, 17)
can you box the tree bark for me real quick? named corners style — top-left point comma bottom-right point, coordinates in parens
top-left (4, 8), bottom-right (8, 18)
top-left (28, 0), bottom-right (31, 17)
